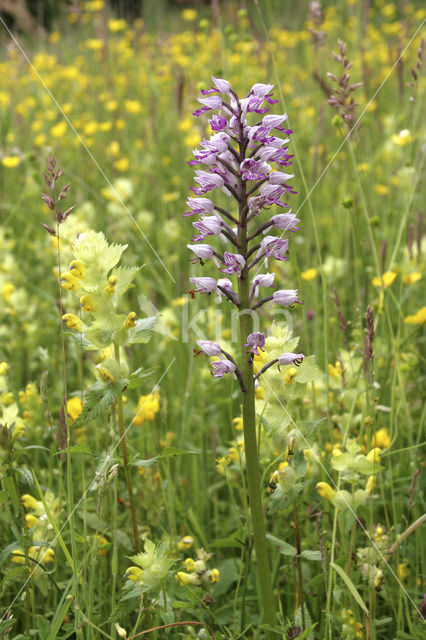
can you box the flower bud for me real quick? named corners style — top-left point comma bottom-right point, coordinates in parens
top-left (316, 482), bottom-right (335, 500)
top-left (62, 314), bottom-right (86, 332)
top-left (124, 312), bottom-right (137, 329)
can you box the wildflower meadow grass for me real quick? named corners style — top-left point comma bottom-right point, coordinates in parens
top-left (0, 1), bottom-right (425, 639)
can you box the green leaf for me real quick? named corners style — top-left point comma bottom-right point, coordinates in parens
top-left (130, 455), bottom-right (159, 469)
top-left (0, 541), bottom-right (23, 570)
top-left (300, 550), bottom-right (322, 561)
top-left (295, 355), bottom-right (319, 383)
top-left (72, 381), bottom-right (125, 429)
top-left (266, 534), bottom-right (297, 557)
top-left (159, 447), bottom-right (199, 459)
top-left (330, 561), bottom-right (369, 615)
top-left (46, 573), bottom-right (80, 640)
top-left (55, 443), bottom-right (93, 456)
top-left (113, 265), bottom-right (139, 299)
top-left (65, 331), bottom-right (99, 351)
top-left (127, 315), bottom-right (157, 344)
top-left (0, 618), bottom-right (15, 634)
top-left (36, 615), bottom-right (50, 639)
top-left (2, 475), bottom-right (20, 516)
top-left (330, 452), bottom-right (353, 471)
top-left (130, 448), bottom-right (198, 469)
top-left (126, 367), bottom-right (156, 389)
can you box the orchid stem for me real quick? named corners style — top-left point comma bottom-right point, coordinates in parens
top-left (237, 137), bottom-right (278, 637)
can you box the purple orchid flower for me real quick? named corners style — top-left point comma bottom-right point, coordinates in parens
top-left (211, 359), bottom-right (236, 378)
top-left (244, 332), bottom-right (266, 356)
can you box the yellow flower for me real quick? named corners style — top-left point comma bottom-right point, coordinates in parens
top-left (94, 534), bottom-right (110, 555)
top-left (181, 8), bottom-right (197, 21)
top-left (49, 31), bottom-right (60, 43)
top-left (124, 99), bottom-right (142, 114)
top-left (371, 427), bottom-right (390, 449)
top-left (162, 191), bottom-right (180, 203)
top-left (391, 129), bottom-right (412, 146)
top-left (114, 157), bottom-right (129, 172)
top-left (255, 385), bottom-right (265, 400)
top-left (51, 121), bottom-right (67, 138)
top-left (301, 268), bottom-right (318, 281)
top-left (85, 39), bottom-right (105, 51)
top-left (178, 117), bottom-right (193, 132)
top-left (366, 447), bottom-right (381, 464)
top-left (34, 134), bottom-right (46, 147)
top-left (11, 549), bottom-right (25, 564)
top-left (397, 561), bottom-right (409, 581)
top-left (172, 296), bottom-right (188, 307)
top-left (124, 312), bottom-right (137, 329)
top-left (316, 482), bottom-right (335, 500)
top-left (2, 155), bottom-right (20, 168)
top-left (108, 18), bottom-right (127, 32)
top-left (402, 272), bottom-right (421, 285)
top-left (86, 0), bottom-right (105, 10)
top-left (0, 362), bottom-right (9, 375)
top-left (25, 514), bottom-right (40, 528)
top-left (283, 367), bottom-right (298, 384)
top-left (357, 162), bottom-right (370, 172)
top-left (374, 184), bottom-right (389, 196)
top-left (175, 571), bottom-right (192, 585)
top-left (184, 132), bottom-right (201, 148)
top-left (105, 275), bottom-right (118, 293)
top-left (105, 100), bottom-right (118, 112)
top-left (404, 307), bottom-right (426, 325)
top-left (67, 397), bottom-right (83, 422)
top-left (133, 391), bottom-right (160, 425)
top-left (62, 313), bottom-right (85, 332)
top-left (80, 294), bottom-right (95, 312)
top-left (371, 271), bottom-right (396, 288)
top-left (209, 568), bottom-right (220, 583)
top-left (125, 566), bottom-right (143, 582)
top-left (177, 536), bottom-right (194, 550)
top-left (232, 417), bottom-right (243, 431)
top-left (183, 557), bottom-right (197, 571)
top-left (21, 494), bottom-right (43, 513)
top-left (366, 475), bottom-right (376, 494)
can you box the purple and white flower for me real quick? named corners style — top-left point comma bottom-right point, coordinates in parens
top-left (268, 171), bottom-right (295, 185)
top-left (186, 77), bottom-right (304, 388)
top-left (192, 216), bottom-right (222, 241)
top-left (244, 332), bottom-right (266, 356)
top-left (271, 289), bottom-right (301, 307)
top-left (209, 115), bottom-right (228, 131)
top-left (187, 244), bottom-right (221, 267)
top-left (184, 197), bottom-right (215, 217)
top-left (221, 252), bottom-right (246, 277)
top-left (240, 158), bottom-right (270, 181)
top-left (197, 95), bottom-right (223, 110)
top-left (278, 353), bottom-right (304, 366)
top-left (250, 273), bottom-right (275, 299)
top-left (192, 170), bottom-right (225, 195)
top-left (211, 359), bottom-right (236, 378)
top-left (189, 277), bottom-right (217, 294)
top-left (270, 213), bottom-right (300, 232)
top-left (212, 76), bottom-right (231, 94)
top-left (260, 236), bottom-right (289, 266)
top-left (216, 277), bottom-right (237, 303)
top-left (197, 340), bottom-right (222, 356)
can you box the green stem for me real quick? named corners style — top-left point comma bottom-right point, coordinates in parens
top-left (114, 343), bottom-right (140, 552)
top-left (293, 500), bottom-right (306, 631)
top-left (237, 233), bottom-right (277, 638)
